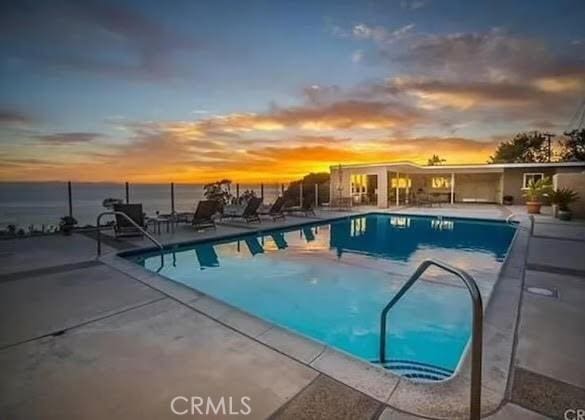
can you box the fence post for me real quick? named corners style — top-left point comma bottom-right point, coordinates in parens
top-left (300, 182), bottom-right (303, 207)
top-left (125, 182), bottom-right (130, 203)
top-left (171, 182), bottom-right (175, 214)
top-left (315, 183), bottom-right (319, 207)
top-left (260, 183), bottom-right (264, 201)
top-left (67, 181), bottom-right (73, 218)
top-left (236, 183), bottom-right (240, 200)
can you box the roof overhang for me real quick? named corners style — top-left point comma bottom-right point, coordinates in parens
top-left (330, 161), bottom-right (585, 174)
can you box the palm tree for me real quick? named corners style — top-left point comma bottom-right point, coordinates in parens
top-left (427, 155), bottom-right (446, 166)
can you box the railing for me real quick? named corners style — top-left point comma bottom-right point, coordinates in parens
top-left (96, 211), bottom-right (164, 268)
top-left (379, 259), bottom-right (483, 420)
top-left (506, 213), bottom-right (535, 236)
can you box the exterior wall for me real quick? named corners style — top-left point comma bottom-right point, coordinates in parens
top-left (453, 173), bottom-right (501, 203)
top-left (330, 166), bottom-right (389, 207)
top-left (502, 167), bottom-right (582, 204)
top-left (553, 172), bottom-right (585, 218)
top-left (331, 164), bottom-right (585, 207)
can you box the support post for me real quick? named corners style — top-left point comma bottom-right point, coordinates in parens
top-left (67, 181), bottom-right (73, 218)
top-left (377, 170), bottom-right (388, 208)
top-left (171, 182), bottom-right (175, 214)
top-left (315, 183), bottom-right (319, 207)
top-left (125, 182), bottom-right (129, 203)
top-left (395, 172), bottom-right (400, 206)
top-left (450, 173), bottom-right (455, 204)
top-left (236, 183), bottom-right (240, 200)
top-left (300, 182), bottom-right (304, 207)
top-left (260, 183), bottom-right (264, 202)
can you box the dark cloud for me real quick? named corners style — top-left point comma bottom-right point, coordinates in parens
top-left (0, 0), bottom-right (201, 80)
top-left (0, 108), bottom-right (33, 126)
top-left (36, 132), bottom-right (102, 145)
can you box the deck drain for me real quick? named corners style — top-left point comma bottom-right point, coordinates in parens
top-left (525, 286), bottom-right (558, 298)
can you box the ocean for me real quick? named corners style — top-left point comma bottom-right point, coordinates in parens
top-left (0, 182), bottom-right (284, 229)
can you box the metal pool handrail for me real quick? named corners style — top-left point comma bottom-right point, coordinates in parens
top-left (506, 213), bottom-right (534, 236)
top-left (379, 259), bottom-right (483, 420)
top-left (96, 211), bottom-right (164, 268)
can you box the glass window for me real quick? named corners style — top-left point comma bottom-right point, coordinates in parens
top-left (431, 176), bottom-right (451, 189)
top-left (391, 178), bottom-right (412, 188)
top-left (350, 174), bottom-right (367, 194)
top-left (522, 173), bottom-right (544, 189)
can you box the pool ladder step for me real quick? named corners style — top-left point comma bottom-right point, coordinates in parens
top-left (371, 359), bottom-right (453, 382)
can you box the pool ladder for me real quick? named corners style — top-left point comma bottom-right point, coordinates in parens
top-left (378, 259), bottom-right (483, 420)
top-left (506, 213), bottom-right (535, 236)
top-left (96, 211), bottom-right (165, 269)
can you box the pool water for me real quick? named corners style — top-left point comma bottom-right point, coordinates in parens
top-left (130, 213), bottom-right (516, 380)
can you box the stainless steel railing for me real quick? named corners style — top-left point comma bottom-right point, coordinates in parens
top-left (96, 211), bottom-right (164, 267)
top-left (506, 213), bottom-right (534, 235)
top-left (379, 259), bottom-right (483, 420)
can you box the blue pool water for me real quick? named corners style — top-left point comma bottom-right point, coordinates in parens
top-left (130, 213), bottom-right (516, 380)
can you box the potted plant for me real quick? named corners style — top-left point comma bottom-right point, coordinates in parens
top-left (550, 188), bottom-right (579, 221)
top-left (59, 216), bottom-right (78, 236)
top-left (522, 178), bottom-right (552, 214)
top-left (503, 195), bottom-right (514, 205)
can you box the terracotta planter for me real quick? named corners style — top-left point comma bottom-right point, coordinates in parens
top-left (526, 201), bottom-right (542, 214)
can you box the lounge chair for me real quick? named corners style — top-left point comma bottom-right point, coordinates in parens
top-left (113, 203), bottom-right (146, 238)
top-left (192, 200), bottom-right (219, 230)
top-left (195, 244), bottom-right (219, 269)
top-left (283, 201), bottom-right (316, 217)
top-left (259, 197), bottom-right (285, 221)
top-left (271, 232), bottom-right (288, 250)
top-left (245, 237), bottom-right (265, 256)
top-left (222, 197), bottom-right (262, 223)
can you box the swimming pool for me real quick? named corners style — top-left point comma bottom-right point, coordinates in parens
top-left (129, 213), bottom-right (516, 381)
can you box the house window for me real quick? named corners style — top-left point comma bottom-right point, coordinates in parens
top-left (431, 176), bottom-right (451, 189)
top-left (350, 174), bottom-right (367, 194)
top-left (391, 178), bottom-right (412, 188)
top-left (522, 173), bottom-right (544, 189)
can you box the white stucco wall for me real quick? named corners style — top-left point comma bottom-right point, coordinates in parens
top-left (553, 172), bottom-right (585, 218)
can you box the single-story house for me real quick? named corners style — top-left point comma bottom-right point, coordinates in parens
top-left (329, 161), bottom-right (585, 208)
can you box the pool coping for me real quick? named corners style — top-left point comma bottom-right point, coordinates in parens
top-left (100, 211), bottom-right (529, 419)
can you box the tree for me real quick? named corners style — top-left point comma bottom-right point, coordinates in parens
top-left (284, 172), bottom-right (330, 206)
top-left (427, 154), bottom-right (446, 166)
top-left (489, 131), bottom-right (550, 163)
top-left (560, 129), bottom-right (585, 161)
top-left (203, 179), bottom-right (233, 208)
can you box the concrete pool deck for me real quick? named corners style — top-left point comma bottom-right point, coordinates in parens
top-left (1, 205), bottom-right (584, 419)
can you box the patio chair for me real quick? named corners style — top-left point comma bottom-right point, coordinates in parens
top-left (259, 196), bottom-right (286, 221)
top-left (195, 244), bottom-right (219, 269)
top-left (283, 200), bottom-right (316, 217)
top-left (113, 203), bottom-right (146, 238)
top-left (222, 197), bottom-right (262, 223)
top-left (192, 200), bottom-right (219, 230)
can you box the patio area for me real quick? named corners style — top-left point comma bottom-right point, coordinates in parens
top-left (1, 205), bottom-right (584, 419)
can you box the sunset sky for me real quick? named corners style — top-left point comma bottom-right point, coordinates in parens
top-left (1, 0), bottom-right (584, 182)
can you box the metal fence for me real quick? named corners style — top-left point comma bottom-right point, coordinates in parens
top-left (0, 180), bottom-right (330, 235)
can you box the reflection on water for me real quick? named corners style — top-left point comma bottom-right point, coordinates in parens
top-left (390, 216), bottom-right (411, 229)
top-left (431, 219), bottom-right (454, 231)
top-left (135, 214), bottom-right (516, 372)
